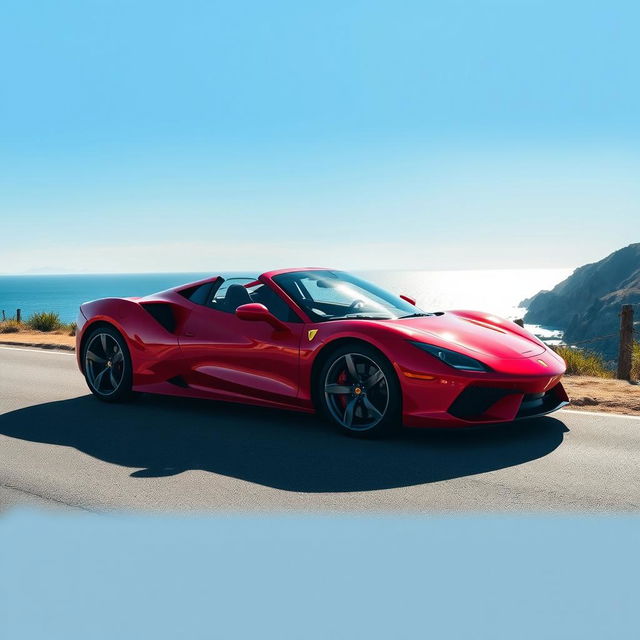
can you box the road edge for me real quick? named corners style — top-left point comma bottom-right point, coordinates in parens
top-left (0, 340), bottom-right (75, 352)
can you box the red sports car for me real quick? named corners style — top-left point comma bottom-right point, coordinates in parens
top-left (76, 268), bottom-right (568, 436)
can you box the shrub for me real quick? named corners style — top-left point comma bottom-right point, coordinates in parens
top-left (67, 322), bottom-right (77, 336)
top-left (632, 341), bottom-right (640, 381)
top-left (552, 345), bottom-right (614, 378)
top-left (0, 320), bottom-right (21, 333)
top-left (26, 311), bottom-right (62, 332)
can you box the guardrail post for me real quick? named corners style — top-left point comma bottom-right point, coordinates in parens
top-left (616, 305), bottom-right (634, 381)
top-left (16, 308), bottom-right (21, 323)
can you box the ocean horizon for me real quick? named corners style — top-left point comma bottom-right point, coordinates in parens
top-left (0, 268), bottom-right (572, 339)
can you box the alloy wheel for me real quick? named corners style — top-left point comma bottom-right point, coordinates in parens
top-left (85, 332), bottom-right (126, 396)
top-left (324, 353), bottom-right (389, 431)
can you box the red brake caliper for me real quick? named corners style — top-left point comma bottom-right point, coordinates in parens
top-left (337, 369), bottom-right (349, 409)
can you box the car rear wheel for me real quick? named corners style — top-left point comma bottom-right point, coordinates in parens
top-left (318, 344), bottom-right (401, 437)
top-left (83, 326), bottom-right (134, 402)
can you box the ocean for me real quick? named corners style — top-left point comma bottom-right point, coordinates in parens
top-left (0, 269), bottom-right (571, 339)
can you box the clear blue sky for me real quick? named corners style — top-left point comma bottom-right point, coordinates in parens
top-left (1, 0), bottom-right (638, 273)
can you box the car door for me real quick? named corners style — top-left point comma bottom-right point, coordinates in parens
top-left (177, 279), bottom-right (305, 408)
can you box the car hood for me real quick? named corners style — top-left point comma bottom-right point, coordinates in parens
top-left (384, 311), bottom-right (546, 360)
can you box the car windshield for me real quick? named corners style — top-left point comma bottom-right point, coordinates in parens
top-left (272, 270), bottom-right (429, 322)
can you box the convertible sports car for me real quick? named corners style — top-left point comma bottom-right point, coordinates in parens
top-left (76, 268), bottom-right (568, 436)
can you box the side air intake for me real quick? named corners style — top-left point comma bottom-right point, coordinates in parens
top-left (140, 303), bottom-right (177, 333)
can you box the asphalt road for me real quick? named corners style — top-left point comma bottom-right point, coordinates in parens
top-left (1, 345), bottom-right (639, 513)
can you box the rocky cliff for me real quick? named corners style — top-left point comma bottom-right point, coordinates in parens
top-left (522, 243), bottom-right (640, 359)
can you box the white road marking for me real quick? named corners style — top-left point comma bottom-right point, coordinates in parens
top-left (559, 408), bottom-right (640, 421)
top-left (0, 345), bottom-right (75, 356)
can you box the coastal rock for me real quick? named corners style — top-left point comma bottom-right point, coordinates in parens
top-left (522, 243), bottom-right (640, 359)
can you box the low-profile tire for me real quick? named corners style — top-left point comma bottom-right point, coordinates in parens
top-left (82, 325), bottom-right (135, 403)
top-left (317, 343), bottom-right (401, 438)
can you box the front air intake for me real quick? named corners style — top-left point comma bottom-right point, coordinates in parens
top-left (448, 386), bottom-right (516, 420)
top-left (516, 385), bottom-right (568, 418)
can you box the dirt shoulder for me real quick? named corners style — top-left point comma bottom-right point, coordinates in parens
top-left (561, 375), bottom-right (640, 416)
top-left (1, 334), bottom-right (638, 416)
top-left (0, 329), bottom-right (76, 350)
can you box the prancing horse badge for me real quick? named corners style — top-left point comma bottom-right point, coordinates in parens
top-left (307, 329), bottom-right (318, 341)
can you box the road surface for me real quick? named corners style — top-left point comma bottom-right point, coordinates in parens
top-left (1, 345), bottom-right (638, 513)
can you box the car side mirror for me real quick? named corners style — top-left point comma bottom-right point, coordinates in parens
top-left (399, 294), bottom-right (416, 306)
top-left (236, 303), bottom-right (289, 331)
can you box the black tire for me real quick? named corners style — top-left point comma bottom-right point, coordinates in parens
top-left (82, 325), bottom-right (135, 403)
top-left (317, 343), bottom-right (401, 438)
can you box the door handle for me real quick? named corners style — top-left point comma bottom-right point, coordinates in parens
top-left (184, 330), bottom-right (194, 337)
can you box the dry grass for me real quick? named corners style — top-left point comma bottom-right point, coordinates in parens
top-left (633, 342), bottom-right (640, 381)
top-left (552, 345), bottom-right (614, 378)
top-left (0, 319), bottom-right (22, 333)
top-left (0, 311), bottom-right (75, 340)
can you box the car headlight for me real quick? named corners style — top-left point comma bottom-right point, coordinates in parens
top-left (410, 341), bottom-right (491, 372)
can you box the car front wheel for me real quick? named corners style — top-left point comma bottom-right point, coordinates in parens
top-left (318, 344), bottom-right (401, 437)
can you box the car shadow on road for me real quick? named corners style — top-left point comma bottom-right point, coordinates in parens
top-left (0, 394), bottom-right (569, 492)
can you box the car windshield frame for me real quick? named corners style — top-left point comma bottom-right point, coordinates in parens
top-left (272, 270), bottom-right (429, 322)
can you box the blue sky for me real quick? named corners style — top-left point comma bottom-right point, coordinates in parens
top-left (1, 0), bottom-right (638, 273)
